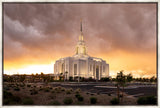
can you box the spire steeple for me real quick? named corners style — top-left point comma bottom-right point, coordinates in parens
top-left (81, 19), bottom-right (82, 33)
top-left (75, 19), bottom-right (87, 56)
top-left (79, 19), bottom-right (84, 41)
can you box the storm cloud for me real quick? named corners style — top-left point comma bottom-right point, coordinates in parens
top-left (3, 3), bottom-right (157, 76)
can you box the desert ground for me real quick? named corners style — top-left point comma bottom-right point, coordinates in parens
top-left (3, 82), bottom-right (157, 105)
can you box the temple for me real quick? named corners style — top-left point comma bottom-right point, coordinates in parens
top-left (54, 20), bottom-right (109, 80)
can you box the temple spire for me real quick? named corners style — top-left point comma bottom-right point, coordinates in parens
top-left (79, 19), bottom-right (83, 41)
top-left (76, 19), bottom-right (87, 55)
top-left (81, 19), bottom-right (82, 32)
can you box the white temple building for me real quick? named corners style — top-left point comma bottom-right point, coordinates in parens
top-left (54, 20), bottom-right (109, 80)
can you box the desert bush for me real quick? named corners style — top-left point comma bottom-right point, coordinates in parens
top-left (69, 88), bottom-right (73, 92)
top-left (100, 77), bottom-right (110, 82)
top-left (63, 97), bottom-right (73, 105)
top-left (75, 93), bottom-right (83, 101)
top-left (69, 76), bottom-right (73, 81)
top-left (90, 97), bottom-right (97, 104)
top-left (77, 95), bottom-right (84, 101)
top-left (51, 90), bottom-right (55, 93)
top-left (137, 96), bottom-right (157, 105)
top-left (61, 88), bottom-right (65, 91)
top-left (146, 96), bottom-right (157, 104)
top-left (3, 90), bottom-right (21, 105)
top-left (27, 85), bottom-right (31, 87)
top-left (39, 88), bottom-right (43, 91)
top-left (30, 89), bottom-right (38, 95)
top-left (90, 93), bottom-right (94, 95)
top-left (66, 90), bottom-right (71, 94)
top-left (22, 97), bottom-right (34, 105)
top-left (119, 93), bottom-right (123, 98)
top-left (14, 87), bottom-right (20, 91)
top-left (54, 87), bottom-right (58, 91)
top-left (20, 84), bottom-right (25, 87)
top-left (110, 97), bottom-right (119, 105)
top-left (4, 90), bottom-right (12, 98)
top-left (16, 83), bottom-right (19, 86)
top-left (108, 93), bottom-right (111, 96)
top-left (86, 92), bottom-right (89, 95)
top-left (58, 86), bottom-right (62, 90)
top-left (75, 93), bottom-right (80, 98)
top-left (75, 88), bottom-right (81, 94)
top-left (49, 94), bottom-right (56, 99)
top-left (75, 101), bottom-right (83, 105)
top-left (44, 88), bottom-right (50, 92)
top-left (56, 89), bottom-right (61, 93)
top-left (137, 97), bottom-right (147, 105)
top-left (49, 100), bottom-right (61, 105)
top-left (34, 85), bottom-right (36, 88)
top-left (4, 86), bottom-right (10, 91)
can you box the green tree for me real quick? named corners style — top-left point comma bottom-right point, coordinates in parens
top-left (40, 72), bottom-right (44, 82)
top-left (126, 73), bottom-right (133, 82)
top-left (150, 76), bottom-right (155, 82)
top-left (31, 73), bottom-right (35, 83)
top-left (116, 70), bottom-right (126, 102)
top-left (59, 73), bottom-right (63, 81)
top-left (20, 74), bottom-right (26, 82)
top-left (65, 71), bottom-right (68, 81)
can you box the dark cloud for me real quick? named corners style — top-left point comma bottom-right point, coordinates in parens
top-left (4, 3), bottom-right (156, 62)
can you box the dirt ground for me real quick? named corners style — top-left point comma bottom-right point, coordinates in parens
top-left (3, 82), bottom-right (138, 105)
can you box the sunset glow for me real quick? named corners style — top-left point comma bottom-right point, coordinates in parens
top-left (3, 3), bottom-right (157, 78)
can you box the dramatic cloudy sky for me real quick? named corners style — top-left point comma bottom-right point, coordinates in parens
top-left (4, 3), bottom-right (157, 77)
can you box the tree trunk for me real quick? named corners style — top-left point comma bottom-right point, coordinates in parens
top-left (122, 86), bottom-right (124, 102)
top-left (117, 85), bottom-right (120, 101)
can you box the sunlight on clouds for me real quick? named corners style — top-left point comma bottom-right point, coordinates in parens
top-left (4, 63), bottom-right (54, 75)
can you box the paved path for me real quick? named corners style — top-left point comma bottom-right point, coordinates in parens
top-left (49, 82), bottom-right (157, 97)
